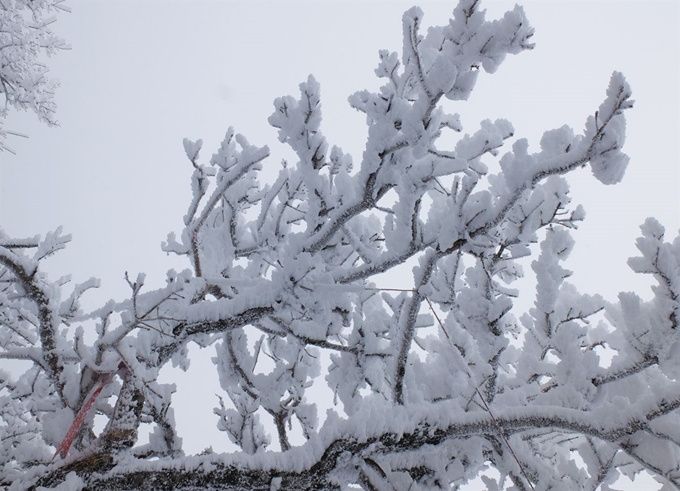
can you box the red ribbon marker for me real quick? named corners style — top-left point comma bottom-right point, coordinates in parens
top-left (52, 363), bottom-right (125, 460)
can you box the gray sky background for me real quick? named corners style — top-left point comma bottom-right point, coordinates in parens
top-left (0, 1), bottom-right (678, 488)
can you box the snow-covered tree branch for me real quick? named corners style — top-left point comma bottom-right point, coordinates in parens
top-left (0, 0), bottom-right (69, 153)
top-left (2, 1), bottom-right (679, 489)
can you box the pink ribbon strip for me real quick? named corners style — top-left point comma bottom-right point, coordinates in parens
top-left (52, 371), bottom-right (114, 460)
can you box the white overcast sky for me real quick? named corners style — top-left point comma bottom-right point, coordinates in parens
top-left (0, 0), bottom-right (678, 487)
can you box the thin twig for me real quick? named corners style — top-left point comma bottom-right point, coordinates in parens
top-left (370, 286), bottom-right (535, 490)
top-left (424, 294), bottom-right (535, 490)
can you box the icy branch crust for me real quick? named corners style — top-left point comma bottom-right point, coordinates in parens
top-left (3, 1), bottom-right (680, 490)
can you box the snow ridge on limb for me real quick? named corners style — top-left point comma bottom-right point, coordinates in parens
top-left (5, 1), bottom-right (680, 490)
top-left (33, 395), bottom-right (680, 490)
